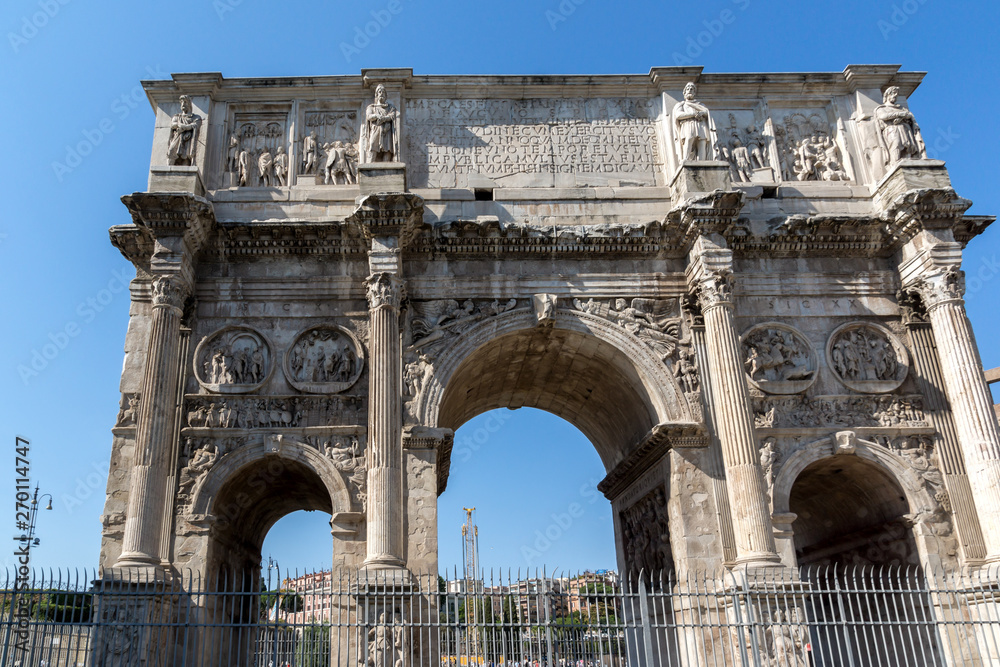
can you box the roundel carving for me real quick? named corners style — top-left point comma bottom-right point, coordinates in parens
top-left (827, 322), bottom-right (909, 393)
top-left (284, 325), bottom-right (365, 394)
top-left (740, 323), bottom-right (818, 395)
top-left (194, 326), bottom-right (273, 394)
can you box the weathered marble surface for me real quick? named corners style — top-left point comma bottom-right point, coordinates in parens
top-left (100, 67), bottom-right (998, 591)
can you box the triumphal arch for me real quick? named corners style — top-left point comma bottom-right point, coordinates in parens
top-left (101, 64), bottom-right (1000, 599)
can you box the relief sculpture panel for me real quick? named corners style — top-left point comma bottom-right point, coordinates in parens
top-left (741, 323), bottom-right (817, 395)
top-left (285, 325), bottom-right (365, 394)
top-left (827, 322), bottom-right (909, 393)
top-left (620, 487), bottom-right (671, 576)
top-left (194, 326), bottom-right (273, 394)
top-left (299, 110), bottom-right (360, 185)
top-left (773, 111), bottom-right (850, 182)
top-left (224, 112), bottom-right (289, 187)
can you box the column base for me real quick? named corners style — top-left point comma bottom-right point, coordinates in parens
top-left (357, 564), bottom-right (414, 593)
top-left (112, 551), bottom-right (166, 572)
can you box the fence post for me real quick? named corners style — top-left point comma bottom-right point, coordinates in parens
top-left (833, 571), bottom-right (858, 667)
top-left (638, 575), bottom-right (656, 667)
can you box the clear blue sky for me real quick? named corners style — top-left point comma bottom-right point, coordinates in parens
top-left (1, 0), bottom-right (998, 575)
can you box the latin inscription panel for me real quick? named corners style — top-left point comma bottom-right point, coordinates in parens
top-left (405, 98), bottom-right (663, 188)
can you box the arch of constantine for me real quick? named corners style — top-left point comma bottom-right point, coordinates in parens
top-left (97, 65), bottom-right (1000, 663)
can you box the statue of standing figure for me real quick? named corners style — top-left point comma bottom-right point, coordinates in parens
top-left (875, 85), bottom-right (926, 167)
top-left (166, 95), bottom-right (201, 166)
top-left (672, 82), bottom-right (715, 162)
top-left (362, 84), bottom-right (399, 163)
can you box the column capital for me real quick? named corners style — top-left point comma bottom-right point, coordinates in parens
top-left (898, 239), bottom-right (965, 311)
top-left (346, 192), bottom-right (425, 251)
top-left (908, 267), bottom-right (966, 311)
top-left (366, 272), bottom-right (406, 311)
top-left (686, 234), bottom-right (736, 311)
top-left (150, 275), bottom-right (189, 312)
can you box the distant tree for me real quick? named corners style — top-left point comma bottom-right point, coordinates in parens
top-left (36, 590), bottom-right (92, 623)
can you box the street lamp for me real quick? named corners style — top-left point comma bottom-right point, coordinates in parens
top-left (262, 557), bottom-right (281, 666)
top-left (1, 484), bottom-right (52, 666)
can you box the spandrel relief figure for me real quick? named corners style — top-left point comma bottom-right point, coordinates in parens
top-left (759, 438), bottom-right (778, 499)
top-left (875, 85), bottom-right (926, 168)
top-left (673, 347), bottom-right (699, 393)
top-left (610, 298), bottom-right (685, 364)
top-left (116, 394), bottom-right (139, 427)
top-left (362, 83), bottom-right (399, 163)
top-left (166, 95), bottom-right (201, 166)
top-left (177, 442), bottom-right (218, 503)
top-left (672, 82), bottom-right (715, 162)
top-left (409, 299), bottom-right (477, 350)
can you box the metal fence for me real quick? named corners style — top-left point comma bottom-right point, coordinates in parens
top-left (2, 565), bottom-right (1000, 666)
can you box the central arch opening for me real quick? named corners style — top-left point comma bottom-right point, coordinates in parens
top-left (438, 408), bottom-right (615, 573)
top-left (432, 323), bottom-right (672, 578)
top-left (437, 325), bottom-right (661, 469)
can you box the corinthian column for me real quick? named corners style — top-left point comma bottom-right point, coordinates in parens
top-left (688, 237), bottom-right (780, 567)
top-left (346, 190), bottom-right (424, 575)
top-left (364, 272), bottom-right (406, 569)
top-left (909, 267), bottom-right (1000, 560)
top-left (115, 275), bottom-right (189, 568)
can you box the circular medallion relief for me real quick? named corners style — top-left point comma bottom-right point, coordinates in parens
top-left (740, 323), bottom-right (818, 395)
top-left (284, 325), bottom-right (365, 394)
top-left (827, 322), bottom-right (909, 393)
top-left (194, 326), bottom-right (273, 394)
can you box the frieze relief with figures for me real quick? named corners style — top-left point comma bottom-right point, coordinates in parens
top-left (183, 394), bottom-right (364, 430)
top-left (223, 112), bottom-right (290, 188)
top-left (620, 487), bottom-right (671, 577)
top-left (753, 394), bottom-right (926, 430)
top-left (299, 110), bottom-right (361, 185)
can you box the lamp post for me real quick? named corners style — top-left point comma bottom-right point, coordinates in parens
top-left (1, 484), bottom-right (52, 665)
top-left (263, 556), bottom-right (281, 666)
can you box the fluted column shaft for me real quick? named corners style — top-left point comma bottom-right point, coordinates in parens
top-left (116, 276), bottom-right (187, 568)
top-left (918, 271), bottom-right (1000, 559)
top-left (364, 272), bottom-right (405, 568)
top-left (696, 268), bottom-right (780, 566)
